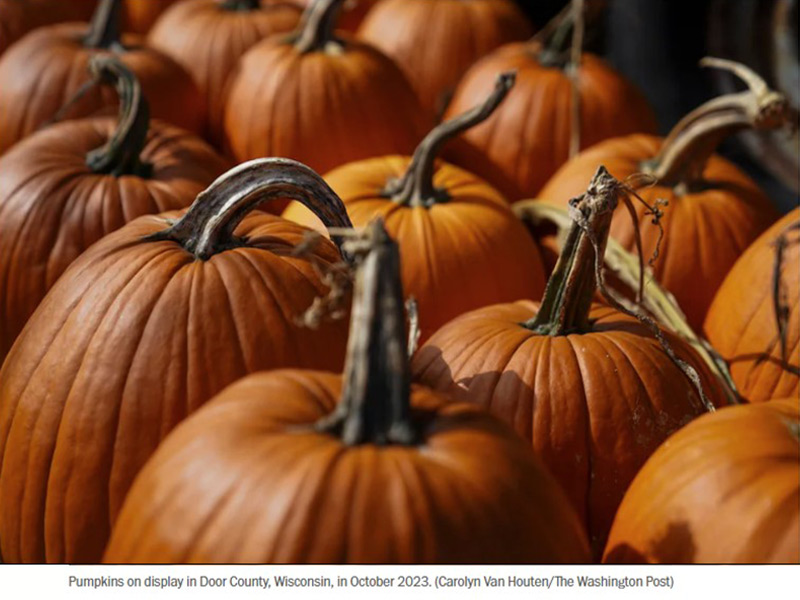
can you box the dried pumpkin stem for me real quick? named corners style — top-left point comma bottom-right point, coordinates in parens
top-left (294, 0), bottom-right (344, 54)
top-left (646, 58), bottom-right (797, 188)
top-left (386, 71), bottom-right (516, 208)
top-left (772, 220), bottom-right (800, 365)
top-left (85, 57), bottom-right (152, 178)
top-left (220, 0), bottom-right (262, 10)
top-left (149, 159), bottom-right (354, 260)
top-left (316, 219), bottom-right (418, 446)
top-left (84, 0), bottom-right (123, 50)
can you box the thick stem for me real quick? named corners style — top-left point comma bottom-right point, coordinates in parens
top-left (84, 0), bottom-right (123, 50)
top-left (385, 71), bottom-right (516, 208)
top-left (147, 158), bottom-right (354, 260)
top-left (525, 166), bottom-right (617, 335)
top-left (85, 56), bottom-right (152, 178)
top-left (645, 57), bottom-right (796, 187)
top-left (294, 0), bottom-right (344, 54)
top-left (220, 0), bottom-right (261, 10)
top-left (316, 219), bottom-right (418, 446)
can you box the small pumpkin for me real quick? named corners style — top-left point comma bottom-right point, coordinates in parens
top-left (413, 166), bottom-right (725, 556)
top-left (704, 208), bottom-right (799, 403)
top-left (604, 399), bottom-right (799, 564)
top-left (223, 0), bottom-right (429, 181)
top-left (122, 0), bottom-right (185, 33)
top-left (103, 219), bottom-right (591, 564)
top-left (0, 0), bottom-right (96, 56)
top-left (283, 73), bottom-right (547, 342)
top-left (0, 57), bottom-right (229, 362)
top-left (0, 0), bottom-right (205, 154)
top-left (148, 0), bottom-right (302, 143)
top-left (540, 58), bottom-right (791, 330)
top-left (0, 159), bottom-right (353, 563)
top-left (357, 0), bottom-right (533, 117)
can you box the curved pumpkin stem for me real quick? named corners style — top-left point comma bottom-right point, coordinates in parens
top-left (85, 56), bottom-right (152, 178)
top-left (646, 58), bottom-right (797, 188)
top-left (316, 219), bottom-right (418, 446)
top-left (149, 159), bottom-right (354, 260)
top-left (385, 71), bottom-right (516, 208)
top-left (220, 0), bottom-right (262, 10)
top-left (84, 0), bottom-right (123, 50)
top-left (294, 0), bottom-right (345, 54)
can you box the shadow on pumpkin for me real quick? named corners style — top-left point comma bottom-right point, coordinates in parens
top-left (604, 521), bottom-right (696, 564)
top-left (727, 352), bottom-right (800, 377)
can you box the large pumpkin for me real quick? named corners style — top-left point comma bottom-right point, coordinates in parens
top-left (413, 166), bottom-right (725, 556)
top-left (539, 59), bottom-right (790, 330)
top-left (122, 0), bottom-right (186, 33)
top-left (0, 0), bottom-right (205, 154)
top-left (0, 57), bottom-right (229, 363)
top-left (604, 399), bottom-right (799, 564)
top-left (704, 208), bottom-right (799, 403)
top-left (283, 73), bottom-right (547, 342)
top-left (0, 0), bottom-right (96, 56)
top-left (148, 0), bottom-right (302, 143)
top-left (0, 159), bottom-right (353, 563)
top-left (223, 0), bottom-right (429, 180)
top-left (357, 0), bottom-right (533, 117)
top-left (104, 219), bottom-right (591, 564)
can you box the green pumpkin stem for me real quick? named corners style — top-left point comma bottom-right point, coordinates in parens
top-left (220, 0), bottom-right (262, 11)
top-left (645, 58), bottom-right (796, 189)
top-left (316, 219), bottom-right (418, 446)
top-left (385, 71), bottom-right (516, 208)
top-left (147, 159), bottom-right (353, 260)
top-left (84, 0), bottom-right (123, 49)
top-left (294, 0), bottom-right (345, 54)
top-left (85, 57), bottom-right (152, 178)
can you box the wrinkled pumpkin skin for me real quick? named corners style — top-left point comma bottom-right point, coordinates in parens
top-left (104, 371), bottom-right (591, 564)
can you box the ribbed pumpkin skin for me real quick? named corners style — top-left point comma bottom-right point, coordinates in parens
top-left (148, 0), bottom-right (301, 142)
top-left (412, 301), bottom-right (725, 554)
top-left (104, 371), bottom-right (591, 563)
top-left (282, 157), bottom-right (547, 342)
top-left (604, 399), bottom-right (799, 564)
top-left (0, 0), bottom-right (96, 55)
top-left (539, 134), bottom-right (778, 330)
top-left (223, 38), bottom-right (428, 179)
top-left (704, 208), bottom-right (799, 403)
top-left (0, 24), bottom-right (205, 154)
top-left (357, 0), bottom-right (532, 116)
top-left (123, 0), bottom-right (185, 33)
top-left (0, 214), bottom-right (349, 564)
top-left (0, 117), bottom-right (230, 362)
top-left (443, 46), bottom-right (658, 201)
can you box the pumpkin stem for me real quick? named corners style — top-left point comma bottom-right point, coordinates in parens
top-left (316, 219), bottom-right (418, 446)
top-left (148, 158), bottom-right (354, 260)
top-left (525, 166), bottom-right (617, 335)
top-left (84, 0), bottom-right (123, 50)
top-left (385, 71), bottom-right (516, 208)
top-left (530, 0), bottom-right (601, 69)
top-left (294, 0), bottom-right (344, 54)
top-left (84, 56), bottom-right (152, 178)
top-left (220, 0), bottom-right (262, 10)
top-left (772, 219), bottom-right (800, 366)
top-left (645, 58), bottom-right (797, 189)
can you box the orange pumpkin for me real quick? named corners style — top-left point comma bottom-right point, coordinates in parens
top-left (0, 57), bottom-right (229, 363)
top-left (605, 399), bottom-right (799, 564)
top-left (148, 0), bottom-right (302, 143)
top-left (0, 0), bottom-right (205, 154)
top-left (704, 208), bottom-right (799, 403)
top-left (539, 59), bottom-right (790, 330)
top-left (283, 73), bottom-right (547, 342)
top-left (413, 166), bottom-right (725, 556)
top-left (223, 0), bottom-right (429, 182)
top-left (122, 0), bottom-right (185, 33)
top-left (0, 0), bottom-right (96, 55)
top-left (104, 219), bottom-right (591, 564)
top-left (357, 0), bottom-right (533, 117)
top-left (0, 159), bottom-right (353, 563)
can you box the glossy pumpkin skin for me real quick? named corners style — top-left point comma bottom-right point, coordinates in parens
top-left (704, 208), bottom-right (799, 403)
top-left (223, 36), bottom-right (428, 180)
top-left (539, 134), bottom-right (779, 330)
top-left (604, 399), bottom-right (799, 564)
top-left (0, 0), bottom-right (96, 55)
top-left (123, 0), bottom-right (185, 33)
top-left (443, 46), bottom-right (658, 201)
top-left (413, 301), bottom-right (725, 554)
top-left (148, 0), bottom-right (302, 142)
top-left (0, 116), bottom-right (230, 362)
top-left (0, 213), bottom-right (350, 564)
top-left (0, 24), bottom-right (205, 154)
top-left (357, 0), bottom-right (532, 116)
top-left (104, 371), bottom-right (591, 563)
top-left (283, 157), bottom-right (547, 342)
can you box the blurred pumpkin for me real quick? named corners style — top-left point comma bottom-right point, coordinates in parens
top-left (0, 0), bottom-right (96, 56)
top-left (292, 0), bottom-right (377, 32)
top-left (122, 0), bottom-right (185, 33)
